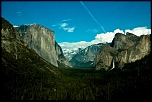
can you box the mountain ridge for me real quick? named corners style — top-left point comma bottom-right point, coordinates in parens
top-left (69, 43), bottom-right (103, 68)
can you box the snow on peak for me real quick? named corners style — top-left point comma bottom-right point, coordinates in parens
top-left (24, 23), bottom-right (36, 26)
top-left (13, 23), bottom-right (36, 27)
top-left (13, 25), bottom-right (19, 27)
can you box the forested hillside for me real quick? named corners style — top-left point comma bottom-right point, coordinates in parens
top-left (2, 47), bottom-right (150, 100)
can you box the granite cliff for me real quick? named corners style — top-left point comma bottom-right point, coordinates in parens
top-left (55, 41), bottom-right (72, 67)
top-left (15, 24), bottom-right (71, 67)
top-left (95, 32), bottom-right (151, 71)
top-left (95, 44), bottom-right (118, 70)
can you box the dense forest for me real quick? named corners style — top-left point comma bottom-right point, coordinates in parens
top-left (1, 47), bottom-right (151, 100)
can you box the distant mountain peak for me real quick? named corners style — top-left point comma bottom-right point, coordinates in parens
top-left (69, 43), bottom-right (104, 67)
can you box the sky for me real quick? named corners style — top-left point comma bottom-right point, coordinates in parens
top-left (2, 1), bottom-right (151, 51)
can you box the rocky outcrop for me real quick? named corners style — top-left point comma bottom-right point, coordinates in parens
top-left (95, 33), bottom-right (151, 71)
top-left (110, 32), bottom-right (140, 50)
top-left (15, 24), bottom-right (71, 67)
top-left (95, 44), bottom-right (118, 70)
top-left (1, 17), bottom-right (29, 59)
top-left (116, 34), bottom-right (151, 68)
top-left (55, 41), bottom-right (72, 67)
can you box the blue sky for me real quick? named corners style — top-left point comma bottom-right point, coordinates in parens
top-left (2, 1), bottom-right (151, 50)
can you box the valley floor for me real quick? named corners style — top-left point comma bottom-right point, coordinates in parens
top-left (2, 50), bottom-right (151, 100)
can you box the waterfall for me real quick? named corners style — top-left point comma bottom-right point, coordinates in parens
top-left (109, 58), bottom-right (115, 71)
top-left (112, 58), bottom-right (115, 69)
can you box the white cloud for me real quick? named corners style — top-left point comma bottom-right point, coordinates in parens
top-left (95, 32), bottom-right (115, 43)
top-left (53, 19), bottom-right (75, 33)
top-left (95, 28), bottom-right (124, 43)
top-left (59, 23), bottom-right (75, 32)
top-left (61, 19), bottom-right (71, 22)
top-left (67, 27), bottom-right (75, 32)
top-left (59, 26), bottom-right (151, 52)
top-left (114, 29), bottom-right (124, 34)
top-left (125, 27), bottom-right (151, 36)
top-left (63, 27), bottom-right (75, 32)
top-left (59, 23), bottom-right (68, 29)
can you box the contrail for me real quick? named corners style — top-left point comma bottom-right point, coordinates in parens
top-left (80, 1), bottom-right (106, 33)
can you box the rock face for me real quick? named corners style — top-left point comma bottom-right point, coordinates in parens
top-left (1, 17), bottom-right (61, 76)
top-left (95, 33), bottom-right (151, 71)
top-left (1, 17), bottom-right (28, 59)
top-left (110, 32), bottom-right (140, 50)
top-left (55, 41), bottom-right (72, 67)
top-left (15, 24), bottom-right (71, 67)
top-left (95, 44), bottom-right (118, 70)
top-left (116, 34), bottom-right (151, 68)
top-left (69, 43), bottom-right (102, 67)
